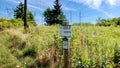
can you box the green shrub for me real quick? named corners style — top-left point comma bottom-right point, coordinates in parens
top-left (9, 18), bottom-right (23, 28)
top-left (23, 45), bottom-right (37, 58)
top-left (114, 44), bottom-right (120, 67)
top-left (0, 18), bottom-right (10, 30)
top-left (54, 34), bottom-right (62, 49)
top-left (0, 18), bottom-right (23, 29)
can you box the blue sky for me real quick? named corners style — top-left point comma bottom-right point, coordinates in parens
top-left (0, 0), bottom-right (120, 25)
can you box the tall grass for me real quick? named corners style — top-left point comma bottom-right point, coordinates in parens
top-left (0, 25), bottom-right (120, 68)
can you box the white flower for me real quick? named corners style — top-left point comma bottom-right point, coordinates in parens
top-left (16, 65), bottom-right (20, 68)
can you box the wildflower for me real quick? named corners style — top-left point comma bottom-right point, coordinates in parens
top-left (16, 65), bottom-right (20, 68)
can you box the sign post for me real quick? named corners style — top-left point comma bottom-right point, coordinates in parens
top-left (60, 21), bottom-right (72, 68)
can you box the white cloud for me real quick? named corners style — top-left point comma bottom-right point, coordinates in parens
top-left (106, 0), bottom-right (120, 6)
top-left (28, 0), bottom-right (54, 8)
top-left (62, 6), bottom-right (76, 11)
top-left (85, 0), bottom-right (103, 9)
top-left (7, 0), bottom-right (20, 4)
top-left (69, 0), bottom-right (120, 9)
top-left (68, 0), bottom-right (120, 18)
top-left (97, 9), bottom-right (113, 18)
top-left (107, 0), bottom-right (116, 6)
top-left (28, 4), bottom-right (43, 11)
top-left (6, 0), bottom-right (44, 11)
top-left (68, 0), bottom-right (103, 9)
top-left (29, 0), bottom-right (76, 11)
top-left (6, 0), bottom-right (76, 11)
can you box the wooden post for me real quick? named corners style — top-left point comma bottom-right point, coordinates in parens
top-left (62, 21), bottom-right (70, 68)
top-left (24, 0), bottom-right (27, 29)
top-left (64, 47), bottom-right (69, 68)
top-left (60, 21), bottom-right (72, 68)
top-left (62, 37), bottom-right (69, 68)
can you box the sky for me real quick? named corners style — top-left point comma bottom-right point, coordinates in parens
top-left (0, 0), bottom-right (120, 25)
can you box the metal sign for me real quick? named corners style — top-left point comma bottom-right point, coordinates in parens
top-left (60, 25), bottom-right (72, 37)
top-left (62, 37), bottom-right (69, 49)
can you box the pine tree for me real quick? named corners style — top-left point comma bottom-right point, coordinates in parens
top-left (53, 0), bottom-right (65, 24)
top-left (14, 2), bottom-right (24, 20)
top-left (43, 0), bottom-right (66, 25)
top-left (53, 0), bottom-right (61, 15)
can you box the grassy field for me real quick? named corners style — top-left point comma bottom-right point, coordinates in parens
top-left (0, 25), bottom-right (120, 68)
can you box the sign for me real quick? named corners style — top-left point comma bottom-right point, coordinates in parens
top-left (60, 25), bottom-right (72, 37)
top-left (62, 37), bottom-right (69, 49)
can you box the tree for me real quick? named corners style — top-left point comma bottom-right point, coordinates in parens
top-left (96, 17), bottom-right (109, 26)
top-left (96, 17), bottom-right (120, 26)
top-left (14, 2), bottom-right (24, 20)
top-left (43, 8), bottom-right (53, 25)
top-left (43, 0), bottom-right (66, 25)
top-left (114, 17), bottom-right (120, 25)
top-left (14, 2), bottom-right (36, 26)
top-left (52, 0), bottom-right (65, 24)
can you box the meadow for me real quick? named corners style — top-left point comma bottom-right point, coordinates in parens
top-left (0, 25), bottom-right (120, 68)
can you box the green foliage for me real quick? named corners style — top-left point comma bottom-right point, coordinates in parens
top-left (54, 34), bottom-right (62, 49)
top-left (43, 0), bottom-right (66, 25)
top-left (43, 8), bottom-right (53, 25)
top-left (96, 17), bottom-right (120, 26)
top-left (0, 25), bottom-right (120, 68)
top-left (70, 26), bottom-right (119, 68)
top-left (96, 18), bottom-right (109, 26)
top-left (9, 18), bottom-right (23, 27)
top-left (0, 44), bottom-right (21, 68)
top-left (14, 2), bottom-right (24, 20)
top-left (14, 2), bottom-right (36, 26)
top-left (23, 45), bottom-right (37, 58)
top-left (0, 18), bottom-right (23, 30)
top-left (0, 18), bottom-right (37, 30)
top-left (0, 18), bottom-right (10, 30)
top-left (114, 43), bottom-right (120, 67)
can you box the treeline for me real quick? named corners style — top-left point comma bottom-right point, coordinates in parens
top-left (73, 22), bottom-right (94, 26)
top-left (96, 17), bottom-right (120, 26)
top-left (73, 17), bottom-right (120, 26)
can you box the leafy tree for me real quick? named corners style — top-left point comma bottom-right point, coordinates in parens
top-left (96, 18), bottom-right (110, 26)
top-left (43, 0), bottom-right (66, 25)
top-left (114, 17), bottom-right (120, 25)
top-left (43, 8), bottom-right (54, 25)
top-left (14, 2), bottom-right (36, 26)
top-left (96, 17), bottom-right (120, 26)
